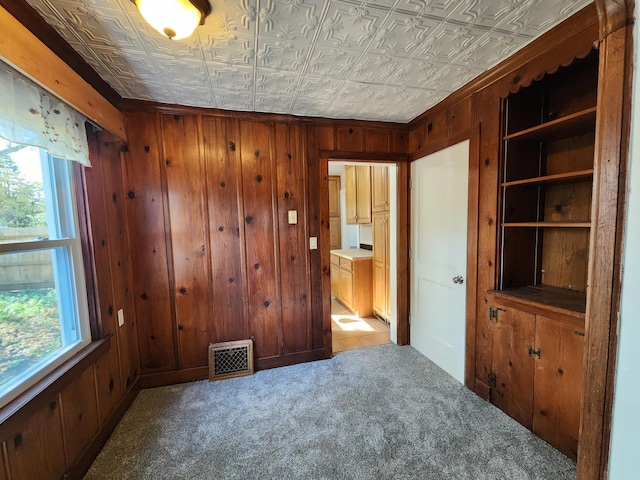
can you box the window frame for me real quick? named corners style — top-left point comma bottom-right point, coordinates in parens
top-left (0, 149), bottom-right (91, 408)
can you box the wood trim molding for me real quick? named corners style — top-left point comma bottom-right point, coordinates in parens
top-left (0, 5), bottom-right (126, 139)
top-left (594, 0), bottom-right (634, 38)
top-left (577, 23), bottom-right (633, 480)
top-left (0, 0), bottom-right (121, 106)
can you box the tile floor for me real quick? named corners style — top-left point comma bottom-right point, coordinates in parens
top-left (331, 297), bottom-right (391, 353)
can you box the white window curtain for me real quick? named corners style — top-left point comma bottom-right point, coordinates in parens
top-left (0, 60), bottom-right (90, 166)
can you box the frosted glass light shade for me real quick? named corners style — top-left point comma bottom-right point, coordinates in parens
top-left (135, 0), bottom-right (206, 40)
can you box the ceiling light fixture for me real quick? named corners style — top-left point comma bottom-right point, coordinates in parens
top-left (133, 0), bottom-right (211, 40)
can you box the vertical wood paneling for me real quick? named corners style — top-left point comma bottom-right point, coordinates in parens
top-left (275, 124), bottom-right (311, 354)
top-left (60, 367), bottom-right (99, 466)
top-left (474, 88), bottom-right (501, 394)
top-left (202, 117), bottom-right (248, 344)
top-left (240, 121), bottom-right (281, 358)
top-left (163, 115), bottom-right (211, 368)
top-left (391, 128), bottom-right (407, 153)
top-left (336, 126), bottom-right (363, 151)
top-left (307, 126), bottom-right (328, 353)
top-left (100, 138), bottom-right (140, 388)
top-left (84, 134), bottom-right (123, 404)
top-left (364, 128), bottom-right (390, 152)
top-left (408, 123), bottom-right (426, 152)
top-left (94, 349), bottom-right (118, 426)
top-left (122, 112), bottom-right (176, 374)
top-left (5, 397), bottom-right (66, 480)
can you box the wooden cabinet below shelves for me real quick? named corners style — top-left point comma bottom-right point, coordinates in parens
top-left (487, 297), bottom-right (584, 460)
top-left (373, 211), bottom-right (390, 320)
top-left (330, 252), bottom-right (373, 317)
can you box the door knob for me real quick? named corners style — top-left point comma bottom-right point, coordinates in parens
top-left (452, 275), bottom-right (464, 284)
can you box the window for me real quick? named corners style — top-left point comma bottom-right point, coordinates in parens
top-left (0, 138), bottom-right (90, 407)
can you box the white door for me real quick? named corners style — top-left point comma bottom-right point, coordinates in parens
top-left (410, 141), bottom-right (469, 384)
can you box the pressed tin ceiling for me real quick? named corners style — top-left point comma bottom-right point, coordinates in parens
top-left (25, 0), bottom-right (593, 123)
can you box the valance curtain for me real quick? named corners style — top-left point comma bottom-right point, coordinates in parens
top-left (0, 60), bottom-right (90, 166)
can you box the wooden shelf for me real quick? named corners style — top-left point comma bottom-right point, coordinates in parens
top-left (490, 285), bottom-right (586, 322)
top-left (502, 222), bottom-right (591, 228)
top-left (504, 107), bottom-right (596, 142)
top-left (501, 169), bottom-right (594, 187)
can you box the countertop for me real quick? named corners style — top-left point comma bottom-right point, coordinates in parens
top-left (330, 248), bottom-right (373, 260)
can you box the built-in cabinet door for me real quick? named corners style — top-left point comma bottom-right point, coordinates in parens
top-left (328, 176), bottom-right (342, 249)
top-left (328, 175), bottom-right (341, 217)
top-left (345, 166), bottom-right (357, 224)
top-left (330, 255), bottom-right (340, 298)
top-left (329, 217), bottom-right (341, 250)
top-left (491, 306), bottom-right (535, 429)
top-left (356, 166), bottom-right (372, 224)
top-left (533, 315), bottom-right (585, 460)
top-left (340, 269), bottom-right (354, 310)
top-left (372, 165), bottom-right (389, 213)
top-left (373, 211), bottom-right (388, 318)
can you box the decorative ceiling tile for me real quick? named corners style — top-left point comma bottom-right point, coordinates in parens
top-left (306, 45), bottom-right (359, 79)
top-left (256, 0), bottom-right (327, 43)
top-left (316, 0), bottom-right (384, 50)
top-left (367, 11), bottom-right (442, 58)
top-left (23, 0), bottom-right (593, 122)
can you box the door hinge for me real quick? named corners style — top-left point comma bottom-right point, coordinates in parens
top-left (489, 305), bottom-right (504, 322)
top-left (487, 372), bottom-right (497, 389)
top-left (528, 346), bottom-right (541, 359)
top-left (409, 178), bottom-right (413, 189)
top-left (408, 248), bottom-right (412, 258)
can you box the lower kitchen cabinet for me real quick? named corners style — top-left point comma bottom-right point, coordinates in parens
top-left (330, 251), bottom-right (373, 317)
top-left (487, 298), bottom-right (585, 460)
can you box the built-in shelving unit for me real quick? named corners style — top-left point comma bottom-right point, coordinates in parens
top-left (497, 51), bottom-right (599, 315)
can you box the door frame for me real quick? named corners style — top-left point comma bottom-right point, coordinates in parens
top-left (319, 151), bottom-right (410, 358)
top-left (410, 126), bottom-right (480, 388)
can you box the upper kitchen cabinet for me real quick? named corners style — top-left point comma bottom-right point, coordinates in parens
top-left (345, 165), bottom-right (372, 224)
top-left (371, 165), bottom-right (389, 213)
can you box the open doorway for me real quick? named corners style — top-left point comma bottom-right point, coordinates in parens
top-left (328, 160), bottom-right (398, 354)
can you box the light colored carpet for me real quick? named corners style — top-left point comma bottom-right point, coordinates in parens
top-left (84, 344), bottom-right (575, 480)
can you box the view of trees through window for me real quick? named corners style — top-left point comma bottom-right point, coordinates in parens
top-left (0, 141), bottom-right (61, 388)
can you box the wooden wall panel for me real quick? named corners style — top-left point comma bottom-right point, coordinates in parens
top-left (94, 350), bottom-right (118, 426)
top-left (275, 124), bottom-right (312, 354)
top-left (61, 367), bottom-right (99, 465)
top-left (336, 126), bottom-right (363, 151)
top-left (122, 112), bottom-right (176, 374)
top-left (307, 126), bottom-right (327, 353)
top-left (100, 137), bottom-right (140, 388)
top-left (364, 128), bottom-right (391, 152)
top-left (4, 396), bottom-right (66, 480)
top-left (202, 118), bottom-right (248, 344)
top-left (162, 115), bottom-right (212, 368)
top-left (240, 121), bottom-right (281, 359)
top-left (84, 135), bottom-right (123, 406)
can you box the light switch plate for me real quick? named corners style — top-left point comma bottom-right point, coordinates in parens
top-left (117, 308), bottom-right (124, 327)
top-left (310, 237), bottom-right (317, 250)
top-left (288, 210), bottom-right (297, 224)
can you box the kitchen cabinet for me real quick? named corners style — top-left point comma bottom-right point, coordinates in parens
top-left (328, 175), bottom-right (341, 249)
top-left (371, 165), bottom-right (389, 213)
top-left (345, 165), bottom-right (371, 224)
top-left (330, 250), bottom-right (373, 317)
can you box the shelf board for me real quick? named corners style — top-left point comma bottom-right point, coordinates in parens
top-left (502, 222), bottom-right (591, 228)
top-left (490, 285), bottom-right (586, 324)
top-left (501, 169), bottom-right (594, 187)
top-left (504, 107), bottom-right (597, 142)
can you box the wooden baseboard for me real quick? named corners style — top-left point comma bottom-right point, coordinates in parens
top-left (139, 366), bottom-right (209, 389)
top-left (65, 376), bottom-right (140, 480)
top-left (256, 349), bottom-right (327, 370)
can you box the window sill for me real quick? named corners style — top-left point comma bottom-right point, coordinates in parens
top-left (0, 336), bottom-right (111, 437)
